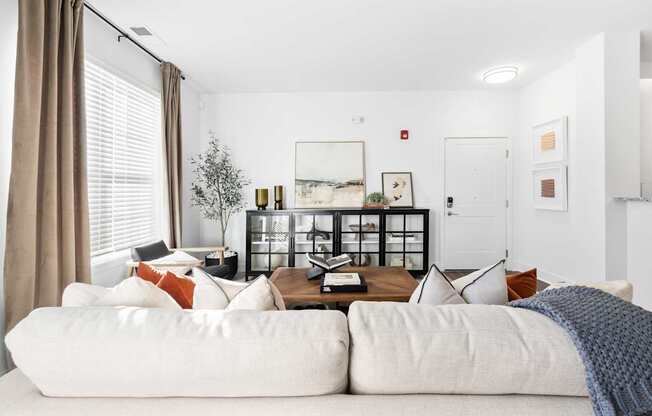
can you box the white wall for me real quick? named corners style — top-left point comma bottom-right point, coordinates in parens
top-left (513, 60), bottom-right (607, 282)
top-left (627, 79), bottom-right (652, 310)
top-left (0, 0), bottom-right (18, 376)
top-left (181, 86), bottom-right (202, 247)
top-left (85, 9), bottom-right (202, 286)
top-left (198, 90), bottom-right (518, 274)
top-left (642, 79), bottom-right (652, 193)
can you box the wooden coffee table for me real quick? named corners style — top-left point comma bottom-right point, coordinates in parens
top-left (269, 266), bottom-right (418, 304)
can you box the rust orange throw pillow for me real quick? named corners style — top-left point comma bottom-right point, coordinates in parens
top-left (156, 272), bottom-right (195, 309)
top-left (506, 269), bottom-right (537, 301)
top-left (136, 262), bottom-right (166, 285)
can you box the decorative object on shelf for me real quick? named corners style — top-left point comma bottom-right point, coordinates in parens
top-left (274, 185), bottom-right (284, 210)
top-left (269, 218), bottom-right (288, 241)
top-left (364, 192), bottom-right (387, 208)
top-left (317, 244), bottom-right (330, 253)
top-left (532, 117), bottom-right (567, 164)
top-left (533, 165), bottom-right (568, 211)
top-left (306, 224), bottom-right (331, 241)
top-left (191, 134), bottom-right (251, 248)
top-left (382, 172), bottom-right (414, 208)
top-left (350, 253), bottom-right (371, 267)
top-left (255, 188), bottom-right (269, 210)
top-left (349, 222), bottom-right (378, 241)
top-left (295, 141), bottom-right (365, 208)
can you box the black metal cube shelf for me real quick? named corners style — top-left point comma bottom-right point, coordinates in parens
top-left (245, 208), bottom-right (429, 280)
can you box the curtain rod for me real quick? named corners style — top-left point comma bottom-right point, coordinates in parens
top-left (83, 2), bottom-right (186, 80)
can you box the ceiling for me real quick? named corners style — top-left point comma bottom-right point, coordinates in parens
top-left (89, 0), bottom-right (652, 93)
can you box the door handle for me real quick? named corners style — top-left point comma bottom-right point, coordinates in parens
top-left (447, 212), bottom-right (460, 216)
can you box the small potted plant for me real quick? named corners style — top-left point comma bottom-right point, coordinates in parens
top-left (191, 134), bottom-right (251, 277)
top-left (364, 192), bottom-right (387, 208)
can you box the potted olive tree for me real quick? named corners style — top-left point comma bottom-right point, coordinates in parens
top-left (191, 135), bottom-right (250, 277)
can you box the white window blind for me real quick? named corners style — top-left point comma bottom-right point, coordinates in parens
top-left (85, 60), bottom-right (162, 257)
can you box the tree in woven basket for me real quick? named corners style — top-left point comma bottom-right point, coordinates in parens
top-left (190, 134), bottom-right (251, 247)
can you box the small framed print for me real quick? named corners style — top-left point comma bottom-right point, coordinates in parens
top-left (533, 165), bottom-right (567, 211)
top-left (382, 172), bottom-right (414, 208)
top-left (532, 117), bottom-right (567, 165)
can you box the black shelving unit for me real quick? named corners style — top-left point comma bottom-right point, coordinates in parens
top-left (245, 208), bottom-right (429, 280)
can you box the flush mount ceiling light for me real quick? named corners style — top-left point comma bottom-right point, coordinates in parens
top-left (482, 66), bottom-right (519, 84)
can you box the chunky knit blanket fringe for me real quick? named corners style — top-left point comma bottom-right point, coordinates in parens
top-left (511, 286), bottom-right (652, 416)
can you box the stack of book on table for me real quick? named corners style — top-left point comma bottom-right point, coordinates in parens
top-left (320, 272), bottom-right (367, 293)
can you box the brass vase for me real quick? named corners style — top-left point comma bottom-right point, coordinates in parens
top-left (274, 185), bottom-right (284, 210)
top-left (255, 188), bottom-right (269, 210)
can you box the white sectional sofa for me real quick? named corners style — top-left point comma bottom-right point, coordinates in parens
top-left (1, 302), bottom-right (594, 415)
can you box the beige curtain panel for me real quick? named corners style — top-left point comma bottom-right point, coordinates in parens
top-left (161, 62), bottom-right (183, 247)
top-left (4, 0), bottom-right (91, 336)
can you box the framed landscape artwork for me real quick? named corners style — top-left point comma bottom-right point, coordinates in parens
top-left (382, 172), bottom-right (414, 208)
top-left (294, 141), bottom-right (365, 208)
top-left (532, 165), bottom-right (567, 211)
top-left (532, 116), bottom-right (567, 165)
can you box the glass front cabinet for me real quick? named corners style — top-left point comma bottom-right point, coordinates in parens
top-left (245, 208), bottom-right (429, 280)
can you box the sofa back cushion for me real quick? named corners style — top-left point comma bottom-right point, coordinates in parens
top-left (6, 307), bottom-right (349, 397)
top-left (347, 301), bottom-right (587, 397)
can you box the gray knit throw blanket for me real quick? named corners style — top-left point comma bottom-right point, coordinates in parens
top-left (511, 286), bottom-right (652, 416)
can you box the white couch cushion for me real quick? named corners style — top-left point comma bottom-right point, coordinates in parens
top-left (92, 277), bottom-right (182, 310)
top-left (348, 301), bottom-right (587, 396)
top-left (0, 368), bottom-right (595, 416)
top-left (5, 307), bottom-right (348, 397)
top-left (545, 280), bottom-right (633, 302)
top-left (451, 260), bottom-right (508, 304)
top-left (409, 264), bottom-right (465, 305)
top-left (62, 283), bottom-right (110, 307)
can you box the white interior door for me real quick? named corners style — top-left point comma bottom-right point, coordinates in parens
top-left (443, 138), bottom-right (508, 269)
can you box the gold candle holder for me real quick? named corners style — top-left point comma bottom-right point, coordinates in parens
top-left (255, 188), bottom-right (269, 210)
top-left (274, 185), bottom-right (284, 210)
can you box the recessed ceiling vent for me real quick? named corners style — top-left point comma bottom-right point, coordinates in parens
top-left (130, 26), bottom-right (153, 37)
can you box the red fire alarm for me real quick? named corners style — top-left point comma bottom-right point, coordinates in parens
top-left (400, 130), bottom-right (409, 140)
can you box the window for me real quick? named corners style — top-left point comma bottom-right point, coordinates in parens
top-left (85, 60), bottom-right (162, 257)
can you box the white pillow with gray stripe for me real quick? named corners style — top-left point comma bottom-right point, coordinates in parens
top-left (451, 260), bottom-right (507, 305)
top-left (409, 264), bottom-right (465, 305)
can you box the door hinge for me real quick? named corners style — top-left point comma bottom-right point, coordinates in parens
top-left (505, 249), bottom-right (509, 258)
top-left (505, 149), bottom-right (509, 158)
top-left (505, 200), bottom-right (509, 208)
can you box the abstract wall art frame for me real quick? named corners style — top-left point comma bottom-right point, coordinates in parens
top-left (294, 140), bottom-right (365, 208)
top-left (532, 164), bottom-right (567, 211)
top-left (532, 116), bottom-right (568, 165)
top-left (382, 172), bottom-right (414, 208)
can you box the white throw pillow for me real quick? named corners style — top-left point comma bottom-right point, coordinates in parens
top-left (62, 283), bottom-right (110, 307)
top-left (225, 275), bottom-right (279, 311)
top-left (191, 268), bottom-right (286, 311)
top-left (409, 264), bottom-right (465, 305)
top-left (94, 277), bottom-right (182, 310)
top-left (191, 267), bottom-right (230, 309)
top-left (545, 280), bottom-right (633, 302)
top-left (148, 250), bottom-right (201, 275)
top-left (451, 260), bottom-right (508, 305)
